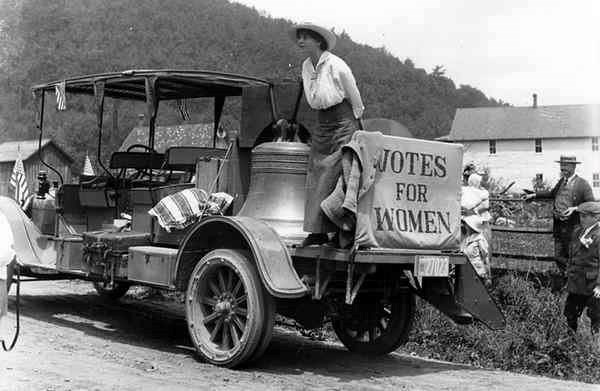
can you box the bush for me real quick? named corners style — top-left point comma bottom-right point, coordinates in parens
top-left (490, 197), bottom-right (553, 227)
top-left (532, 175), bottom-right (553, 193)
top-left (401, 273), bottom-right (600, 383)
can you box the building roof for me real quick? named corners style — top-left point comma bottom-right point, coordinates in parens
top-left (0, 138), bottom-right (73, 163)
top-left (363, 118), bottom-right (413, 138)
top-left (447, 104), bottom-right (600, 141)
top-left (119, 123), bottom-right (232, 153)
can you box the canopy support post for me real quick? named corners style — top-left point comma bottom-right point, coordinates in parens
top-left (213, 96), bottom-right (225, 148)
top-left (145, 77), bottom-right (160, 150)
top-left (94, 80), bottom-right (113, 179)
top-left (145, 77), bottom-right (160, 185)
top-left (268, 84), bottom-right (278, 124)
top-left (35, 90), bottom-right (64, 185)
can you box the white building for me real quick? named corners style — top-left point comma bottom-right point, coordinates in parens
top-left (444, 100), bottom-right (600, 197)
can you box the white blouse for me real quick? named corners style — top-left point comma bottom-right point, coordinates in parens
top-left (301, 51), bottom-right (364, 119)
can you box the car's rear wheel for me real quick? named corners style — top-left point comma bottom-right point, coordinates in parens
top-left (185, 249), bottom-right (273, 368)
top-left (332, 292), bottom-right (415, 355)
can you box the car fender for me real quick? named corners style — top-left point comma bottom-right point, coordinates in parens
top-left (175, 215), bottom-right (308, 298)
top-left (0, 196), bottom-right (56, 268)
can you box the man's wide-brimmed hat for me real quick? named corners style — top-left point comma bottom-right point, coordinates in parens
top-left (555, 155), bottom-right (581, 164)
top-left (289, 22), bottom-right (337, 50)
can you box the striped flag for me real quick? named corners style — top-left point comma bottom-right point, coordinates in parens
top-left (82, 153), bottom-right (95, 176)
top-left (55, 81), bottom-right (66, 111)
top-left (176, 99), bottom-right (191, 121)
top-left (9, 155), bottom-right (29, 207)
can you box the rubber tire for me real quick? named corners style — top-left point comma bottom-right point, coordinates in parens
top-left (248, 291), bottom-right (275, 363)
top-left (332, 292), bottom-right (415, 355)
top-left (92, 281), bottom-right (131, 301)
top-left (185, 249), bottom-right (268, 368)
top-left (5, 261), bottom-right (14, 293)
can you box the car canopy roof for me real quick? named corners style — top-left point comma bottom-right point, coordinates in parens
top-left (31, 69), bottom-right (271, 100)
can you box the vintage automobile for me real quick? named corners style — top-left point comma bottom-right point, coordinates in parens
top-left (0, 69), bottom-right (504, 367)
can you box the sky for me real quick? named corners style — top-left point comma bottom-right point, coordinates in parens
top-left (234, 0), bottom-right (600, 107)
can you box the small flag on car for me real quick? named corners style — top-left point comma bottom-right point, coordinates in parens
top-left (176, 99), bottom-right (191, 121)
top-left (55, 81), bottom-right (66, 111)
top-left (83, 153), bottom-right (95, 176)
top-left (9, 152), bottom-right (30, 207)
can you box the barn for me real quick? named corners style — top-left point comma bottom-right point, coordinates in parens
top-left (0, 139), bottom-right (73, 197)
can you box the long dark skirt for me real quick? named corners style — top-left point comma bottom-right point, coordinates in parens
top-left (303, 100), bottom-right (359, 233)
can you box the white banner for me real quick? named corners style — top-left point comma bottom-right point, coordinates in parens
top-left (0, 213), bottom-right (13, 331)
top-left (0, 213), bottom-right (14, 279)
top-left (357, 136), bottom-right (462, 249)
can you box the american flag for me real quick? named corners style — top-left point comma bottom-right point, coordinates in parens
top-left (176, 99), bottom-right (191, 121)
top-left (9, 154), bottom-right (30, 207)
top-left (55, 81), bottom-right (66, 111)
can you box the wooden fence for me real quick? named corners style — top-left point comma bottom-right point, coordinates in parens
top-left (489, 196), bottom-right (558, 273)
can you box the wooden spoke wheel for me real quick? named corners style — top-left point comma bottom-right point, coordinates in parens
top-left (332, 292), bottom-right (415, 355)
top-left (92, 281), bottom-right (131, 300)
top-left (185, 249), bottom-right (273, 368)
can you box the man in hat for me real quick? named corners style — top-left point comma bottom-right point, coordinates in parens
top-left (289, 22), bottom-right (364, 246)
top-left (522, 156), bottom-right (594, 272)
top-left (563, 201), bottom-right (600, 333)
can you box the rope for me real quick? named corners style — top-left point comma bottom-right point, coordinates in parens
top-left (2, 264), bottom-right (20, 351)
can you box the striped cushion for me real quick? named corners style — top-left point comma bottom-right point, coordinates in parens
top-left (148, 188), bottom-right (208, 232)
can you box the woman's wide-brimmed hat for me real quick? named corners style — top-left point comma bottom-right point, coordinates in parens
top-left (289, 22), bottom-right (337, 50)
top-left (555, 155), bottom-right (581, 164)
top-left (462, 214), bottom-right (484, 233)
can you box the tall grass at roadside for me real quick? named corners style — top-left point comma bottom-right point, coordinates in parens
top-left (402, 273), bottom-right (600, 383)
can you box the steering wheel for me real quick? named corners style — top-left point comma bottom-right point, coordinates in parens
top-left (123, 144), bottom-right (161, 181)
top-left (126, 144), bottom-right (158, 153)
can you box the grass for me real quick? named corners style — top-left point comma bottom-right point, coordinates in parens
top-left (401, 273), bottom-right (600, 383)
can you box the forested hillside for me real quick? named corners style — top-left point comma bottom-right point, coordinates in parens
top-left (0, 0), bottom-right (504, 171)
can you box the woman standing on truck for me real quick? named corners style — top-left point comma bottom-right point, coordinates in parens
top-left (289, 22), bottom-right (365, 246)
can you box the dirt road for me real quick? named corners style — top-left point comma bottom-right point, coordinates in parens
top-left (0, 280), bottom-right (596, 391)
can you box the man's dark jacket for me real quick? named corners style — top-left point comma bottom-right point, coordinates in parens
top-left (567, 224), bottom-right (600, 295)
top-left (535, 175), bottom-right (595, 235)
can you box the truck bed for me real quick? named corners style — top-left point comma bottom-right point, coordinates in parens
top-left (290, 245), bottom-right (466, 264)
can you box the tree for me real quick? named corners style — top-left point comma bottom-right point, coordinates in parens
top-left (431, 65), bottom-right (446, 77)
top-left (0, 0), bottom-right (504, 162)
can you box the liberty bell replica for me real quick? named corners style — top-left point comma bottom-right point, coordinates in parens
top-left (238, 139), bottom-right (310, 242)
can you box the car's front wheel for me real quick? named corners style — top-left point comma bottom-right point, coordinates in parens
top-left (185, 249), bottom-right (273, 368)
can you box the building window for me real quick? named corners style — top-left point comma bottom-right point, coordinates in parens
top-left (594, 173), bottom-right (600, 188)
top-left (489, 140), bottom-right (496, 155)
top-left (536, 173), bottom-right (543, 182)
top-left (593, 137), bottom-right (599, 151)
top-left (534, 138), bottom-right (542, 153)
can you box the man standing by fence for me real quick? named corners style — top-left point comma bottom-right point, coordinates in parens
top-left (522, 156), bottom-right (594, 273)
